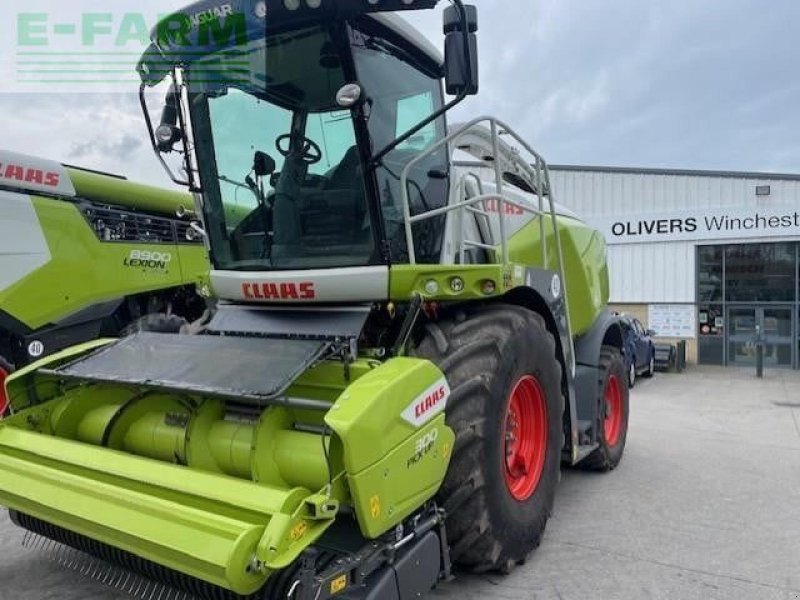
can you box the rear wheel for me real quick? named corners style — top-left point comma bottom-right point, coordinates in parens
top-left (414, 305), bottom-right (563, 572)
top-left (583, 346), bottom-right (629, 471)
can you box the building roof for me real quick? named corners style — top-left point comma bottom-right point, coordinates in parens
top-left (548, 164), bottom-right (800, 182)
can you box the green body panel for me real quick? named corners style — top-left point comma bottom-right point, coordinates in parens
top-left (388, 217), bottom-right (609, 338)
top-left (325, 358), bottom-right (455, 537)
top-left (325, 358), bottom-right (445, 474)
top-left (347, 415), bottom-right (454, 538)
top-left (506, 215), bottom-right (609, 336)
top-left (1, 194), bottom-right (207, 330)
top-left (66, 168), bottom-right (192, 216)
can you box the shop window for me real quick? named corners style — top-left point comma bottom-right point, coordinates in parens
top-left (725, 243), bottom-right (795, 303)
top-left (698, 245), bottom-right (723, 302)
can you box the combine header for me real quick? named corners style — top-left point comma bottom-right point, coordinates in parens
top-left (0, 1), bottom-right (629, 599)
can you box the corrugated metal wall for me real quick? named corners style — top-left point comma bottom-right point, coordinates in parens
top-left (549, 168), bottom-right (800, 303)
top-left (602, 243), bottom-right (696, 303)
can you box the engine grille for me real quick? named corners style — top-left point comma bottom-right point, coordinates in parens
top-left (82, 204), bottom-right (202, 245)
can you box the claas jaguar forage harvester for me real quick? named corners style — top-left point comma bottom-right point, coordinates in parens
top-left (0, 2), bottom-right (629, 599)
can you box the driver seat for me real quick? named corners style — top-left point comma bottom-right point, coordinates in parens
top-left (325, 146), bottom-right (362, 190)
top-left (293, 146), bottom-right (368, 244)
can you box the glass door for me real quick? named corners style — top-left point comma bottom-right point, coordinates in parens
top-left (728, 308), bottom-right (757, 366)
top-left (727, 307), bottom-right (794, 368)
top-left (762, 308), bottom-right (793, 368)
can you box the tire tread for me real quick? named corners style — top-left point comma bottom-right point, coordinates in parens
top-left (414, 305), bottom-right (563, 570)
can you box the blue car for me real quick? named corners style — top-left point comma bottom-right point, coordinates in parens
top-left (619, 316), bottom-right (656, 388)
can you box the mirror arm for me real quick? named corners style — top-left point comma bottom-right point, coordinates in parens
top-left (140, 82), bottom-right (191, 188)
top-left (173, 77), bottom-right (202, 191)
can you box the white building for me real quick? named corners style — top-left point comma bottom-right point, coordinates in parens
top-left (550, 165), bottom-right (800, 369)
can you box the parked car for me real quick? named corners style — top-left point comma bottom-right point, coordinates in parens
top-left (620, 316), bottom-right (656, 387)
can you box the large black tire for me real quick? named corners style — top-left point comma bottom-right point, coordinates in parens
top-left (583, 346), bottom-right (629, 471)
top-left (414, 304), bottom-right (564, 573)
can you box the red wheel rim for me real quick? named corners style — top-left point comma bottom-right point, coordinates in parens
top-left (503, 375), bottom-right (548, 502)
top-left (0, 367), bottom-right (8, 416)
top-left (603, 374), bottom-right (623, 446)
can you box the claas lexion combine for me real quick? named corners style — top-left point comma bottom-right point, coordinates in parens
top-left (0, 150), bottom-right (208, 413)
top-left (0, 1), bottom-right (630, 599)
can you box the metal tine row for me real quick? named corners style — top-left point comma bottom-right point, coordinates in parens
top-left (21, 532), bottom-right (196, 600)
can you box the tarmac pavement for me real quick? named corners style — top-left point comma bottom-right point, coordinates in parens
top-left (1, 366), bottom-right (799, 600)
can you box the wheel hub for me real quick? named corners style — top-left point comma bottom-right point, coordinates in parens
top-left (503, 376), bottom-right (548, 502)
top-left (603, 374), bottom-right (623, 446)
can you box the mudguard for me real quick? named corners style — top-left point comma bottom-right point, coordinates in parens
top-left (574, 311), bottom-right (625, 368)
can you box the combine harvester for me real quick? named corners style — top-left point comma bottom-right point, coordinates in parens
top-left (0, 150), bottom-right (208, 413)
top-left (0, 2), bottom-right (629, 599)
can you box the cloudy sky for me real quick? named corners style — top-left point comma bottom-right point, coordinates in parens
top-left (1, 0), bottom-right (798, 189)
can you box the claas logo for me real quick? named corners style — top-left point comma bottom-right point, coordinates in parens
top-left (414, 385), bottom-right (448, 419)
top-left (0, 162), bottom-right (60, 187)
top-left (242, 282), bottom-right (316, 301)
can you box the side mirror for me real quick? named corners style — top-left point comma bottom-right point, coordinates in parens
top-left (155, 85), bottom-right (183, 152)
top-left (253, 151), bottom-right (276, 177)
top-left (443, 4), bottom-right (479, 96)
top-left (647, 329), bottom-right (657, 337)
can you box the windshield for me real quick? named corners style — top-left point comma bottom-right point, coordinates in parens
top-left (188, 25), bottom-right (375, 271)
top-left (351, 20), bottom-right (449, 264)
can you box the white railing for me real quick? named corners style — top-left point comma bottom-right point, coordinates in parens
top-left (399, 116), bottom-right (575, 372)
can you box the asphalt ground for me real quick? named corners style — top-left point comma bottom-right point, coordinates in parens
top-left (1, 366), bottom-right (799, 600)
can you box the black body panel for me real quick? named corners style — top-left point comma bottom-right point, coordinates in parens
top-left (49, 332), bottom-right (329, 407)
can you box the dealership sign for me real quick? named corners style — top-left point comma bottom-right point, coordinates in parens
top-left (590, 205), bottom-right (800, 245)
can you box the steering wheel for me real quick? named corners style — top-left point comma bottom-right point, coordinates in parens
top-left (276, 134), bottom-right (322, 165)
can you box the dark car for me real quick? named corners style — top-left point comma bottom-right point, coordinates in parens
top-left (620, 316), bottom-right (656, 387)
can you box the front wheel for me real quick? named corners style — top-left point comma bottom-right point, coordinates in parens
top-left (414, 305), bottom-right (564, 573)
top-left (583, 346), bottom-right (629, 471)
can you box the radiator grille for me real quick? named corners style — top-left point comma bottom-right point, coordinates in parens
top-left (82, 204), bottom-right (201, 245)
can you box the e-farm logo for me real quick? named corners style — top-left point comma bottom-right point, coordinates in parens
top-left (12, 3), bottom-right (248, 91)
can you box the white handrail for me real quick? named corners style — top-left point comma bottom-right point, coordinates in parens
top-left (397, 116), bottom-right (575, 374)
